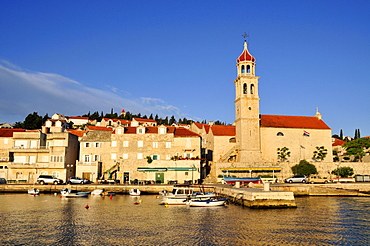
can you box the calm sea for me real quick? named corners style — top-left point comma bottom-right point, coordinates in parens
top-left (0, 193), bottom-right (369, 245)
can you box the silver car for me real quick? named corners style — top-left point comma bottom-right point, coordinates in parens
top-left (285, 175), bottom-right (307, 183)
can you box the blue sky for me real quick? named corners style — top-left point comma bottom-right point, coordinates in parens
top-left (0, 0), bottom-right (369, 137)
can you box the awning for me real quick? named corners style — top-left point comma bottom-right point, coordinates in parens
top-left (137, 167), bottom-right (167, 172)
top-left (220, 167), bottom-right (282, 173)
top-left (167, 167), bottom-right (197, 171)
top-left (137, 167), bottom-right (197, 172)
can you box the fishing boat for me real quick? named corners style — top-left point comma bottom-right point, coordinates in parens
top-left (28, 188), bottom-right (40, 195)
top-left (60, 188), bottom-right (89, 198)
top-left (223, 176), bottom-right (262, 185)
top-left (159, 184), bottom-right (215, 205)
top-left (186, 198), bottom-right (228, 207)
top-left (129, 188), bottom-right (141, 196)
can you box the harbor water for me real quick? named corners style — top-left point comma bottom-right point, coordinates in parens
top-left (1, 194), bottom-right (369, 245)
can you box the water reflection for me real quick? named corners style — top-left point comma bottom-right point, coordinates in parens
top-left (0, 194), bottom-right (369, 245)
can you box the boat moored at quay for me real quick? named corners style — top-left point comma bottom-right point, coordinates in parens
top-left (159, 184), bottom-right (216, 205)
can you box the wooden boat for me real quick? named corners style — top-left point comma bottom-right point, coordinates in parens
top-left (129, 188), bottom-right (141, 196)
top-left (60, 188), bottom-right (89, 198)
top-left (186, 198), bottom-right (228, 207)
top-left (159, 185), bottom-right (215, 205)
top-left (28, 188), bottom-right (40, 195)
top-left (223, 176), bottom-right (262, 184)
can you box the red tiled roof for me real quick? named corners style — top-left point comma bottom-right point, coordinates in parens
top-left (237, 42), bottom-right (256, 63)
top-left (174, 127), bottom-right (200, 137)
top-left (67, 116), bottom-right (89, 120)
top-left (211, 125), bottom-right (236, 136)
top-left (0, 129), bottom-right (25, 137)
top-left (193, 122), bottom-right (211, 133)
top-left (332, 138), bottom-right (346, 146)
top-left (86, 125), bottom-right (114, 131)
top-left (260, 115), bottom-right (331, 130)
top-left (133, 118), bottom-right (157, 123)
top-left (66, 129), bottom-right (86, 137)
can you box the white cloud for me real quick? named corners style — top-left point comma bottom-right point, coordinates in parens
top-left (0, 61), bottom-right (188, 123)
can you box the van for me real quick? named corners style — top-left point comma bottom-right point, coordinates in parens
top-left (0, 178), bottom-right (6, 184)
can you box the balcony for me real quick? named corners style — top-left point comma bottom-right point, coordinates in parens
top-left (77, 161), bottom-right (98, 166)
top-left (9, 162), bottom-right (64, 169)
top-left (10, 146), bottom-right (50, 153)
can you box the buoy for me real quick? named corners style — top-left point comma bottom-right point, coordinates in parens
top-left (60, 195), bottom-right (62, 198)
top-left (156, 195), bottom-right (159, 199)
top-left (139, 200), bottom-right (142, 203)
top-left (110, 194), bottom-right (113, 200)
top-left (134, 202), bottom-right (139, 205)
top-left (165, 204), bottom-right (169, 208)
top-left (85, 204), bottom-right (89, 209)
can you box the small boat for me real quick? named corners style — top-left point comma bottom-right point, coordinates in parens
top-left (223, 176), bottom-right (262, 185)
top-left (60, 188), bottom-right (89, 198)
top-left (129, 188), bottom-right (141, 196)
top-left (186, 198), bottom-right (228, 207)
top-left (159, 185), bottom-right (215, 205)
top-left (28, 188), bottom-right (40, 195)
top-left (91, 189), bottom-right (104, 196)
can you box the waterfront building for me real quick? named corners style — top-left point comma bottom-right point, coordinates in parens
top-left (5, 131), bottom-right (79, 183)
top-left (76, 125), bottom-right (202, 184)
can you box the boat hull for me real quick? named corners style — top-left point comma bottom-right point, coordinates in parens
top-left (28, 188), bottom-right (39, 195)
top-left (187, 198), bottom-right (228, 207)
top-left (129, 188), bottom-right (141, 196)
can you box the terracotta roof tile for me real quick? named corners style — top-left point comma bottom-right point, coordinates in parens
top-left (260, 115), bottom-right (331, 130)
top-left (66, 129), bottom-right (86, 137)
top-left (133, 118), bottom-right (157, 123)
top-left (211, 125), bottom-right (236, 136)
top-left (86, 125), bottom-right (114, 131)
top-left (174, 127), bottom-right (200, 137)
top-left (332, 138), bottom-right (346, 146)
top-left (0, 129), bottom-right (25, 137)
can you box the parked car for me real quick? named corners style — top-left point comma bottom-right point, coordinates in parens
top-left (67, 177), bottom-right (90, 184)
top-left (0, 178), bottom-right (6, 184)
top-left (308, 175), bottom-right (330, 184)
top-left (37, 175), bottom-right (64, 185)
top-left (285, 175), bottom-right (307, 183)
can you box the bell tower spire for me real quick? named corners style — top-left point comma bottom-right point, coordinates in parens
top-left (234, 34), bottom-right (262, 163)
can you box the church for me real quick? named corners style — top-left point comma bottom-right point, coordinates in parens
top-left (191, 39), bottom-right (333, 181)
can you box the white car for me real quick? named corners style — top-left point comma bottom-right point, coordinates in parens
top-left (37, 175), bottom-right (64, 185)
top-left (67, 177), bottom-right (91, 184)
top-left (285, 175), bottom-right (307, 183)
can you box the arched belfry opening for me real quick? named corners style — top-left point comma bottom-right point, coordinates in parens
top-left (250, 84), bottom-right (254, 94)
top-left (241, 65), bottom-right (245, 73)
top-left (247, 65), bottom-right (251, 73)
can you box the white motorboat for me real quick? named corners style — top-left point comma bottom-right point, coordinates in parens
top-left (28, 188), bottom-right (39, 195)
top-left (186, 198), bottom-right (228, 207)
top-left (129, 188), bottom-right (141, 196)
top-left (91, 189), bottom-right (104, 196)
top-left (60, 188), bottom-right (89, 198)
top-left (159, 185), bottom-right (215, 205)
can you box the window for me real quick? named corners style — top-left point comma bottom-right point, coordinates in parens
top-left (153, 142), bottom-right (158, 148)
top-left (277, 132), bottom-right (284, 136)
top-left (184, 153), bottom-right (192, 159)
top-left (95, 142), bottom-right (101, 148)
top-left (229, 137), bottom-right (236, 143)
top-left (250, 84), bottom-right (254, 94)
top-left (138, 141), bottom-right (143, 147)
top-left (93, 155), bottom-right (100, 161)
top-left (243, 83), bottom-right (247, 94)
top-left (84, 142), bottom-right (90, 148)
top-left (122, 153), bottom-right (128, 159)
top-left (112, 141), bottom-right (117, 147)
top-left (52, 172), bottom-right (60, 178)
top-left (84, 155), bottom-right (90, 162)
top-left (117, 128), bottom-right (123, 134)
top-left (123, 141), bottom-right (129, 147)
top-left (4, 139), bottom-right (8, 144)
top-left (42, 156), bottom-right (49, 163)
top-left (166, 154), bottom-right (171, 160)
top-left (51, 156), bottom-right (63, 163)
top-left (137, 153), bottom-right (143, 159)
top-left (166, 142), bottom-right (171, 148)
top-left (111, 153), bottom-right (117, 160)
top-left (153, 155), bottom-right (160, 160)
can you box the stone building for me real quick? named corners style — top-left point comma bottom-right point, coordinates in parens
top-left (76, 125), bottom-right (202, 184)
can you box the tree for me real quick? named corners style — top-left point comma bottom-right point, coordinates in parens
top-left (277, 147), bottom-right (291, 162)
top-left (24, 112), bottom-right (43, 130)
top-left (331, 166), bottom-right (354, 178)
top-left (291, 160), bottom-right (317, 176)
top-left (340, 129), bottom-right (343, 140)
top-left (312, 146), bottom-right (328, 162)
top-left (343, 138), bottom-right (370, 162)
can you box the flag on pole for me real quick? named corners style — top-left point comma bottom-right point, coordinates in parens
top-left (303, 131), bottom-right (310, 137)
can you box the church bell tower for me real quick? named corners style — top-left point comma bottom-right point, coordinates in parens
top-left (234, 36), bottom-right (262, 162)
